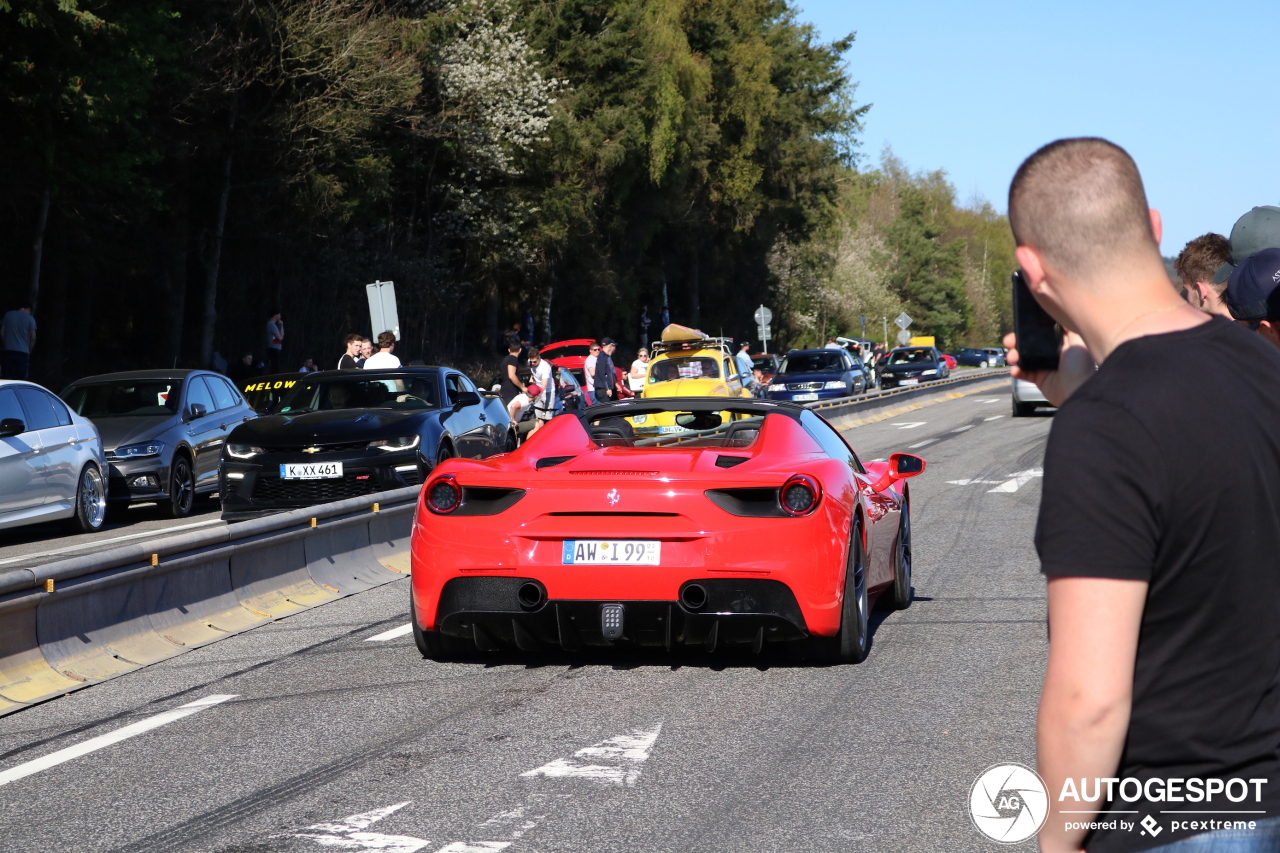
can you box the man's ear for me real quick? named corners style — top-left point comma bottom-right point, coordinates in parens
top-left (1014, 245), bottom-right (1049, 292)
top-left (1257, 320), bottom-right (1280, 350)
top-left (1149, 208), bottom-right (1163, 246)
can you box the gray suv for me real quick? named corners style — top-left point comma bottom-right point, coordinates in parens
top-left (61, 370), bottom-right (256, 517)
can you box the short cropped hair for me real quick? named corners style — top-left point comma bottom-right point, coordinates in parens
top-left (344, 333), bottom-right (362, 345)
top-left (1174, 233), bottom-right (1232, 292)
top-left (1008, 138), bottom-right (1157, 280)
top-left (376, 331), bottom-right (396, 349)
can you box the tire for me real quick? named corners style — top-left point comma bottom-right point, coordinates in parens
top-left (814, 518), bottom-right (870, 664)
top-left (503, 430), bottom-right (517, 453)
top-left (885, 498), bottom-right (912, 610)
top-left (69, 465), bottom-right (107, 533)
top-left (436, 441), bottom-right (454, 465)
top-left (161, 453), bottom-right (195, 518)
top-left (1012, 399), bottom-right (1035, 418)
top-left (411, 594), bottom-right (472, 661)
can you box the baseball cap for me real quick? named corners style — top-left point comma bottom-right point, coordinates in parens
top-left (1214, 206), bottom-right (1280, 284)
top-left (1224, 248), bottom-right (1280, 322)
top-left (599, 337), bottom-right (615, 346)
top-left (526, 383), bottom-right (543, 397)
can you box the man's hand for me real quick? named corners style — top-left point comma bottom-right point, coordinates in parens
top-left (1003, 330), bottom-right (1095, 408)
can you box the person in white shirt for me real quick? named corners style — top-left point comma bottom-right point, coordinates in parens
top-left (628, 348), bottom-right (649, 397)
top-left (362, 331), bottom-right (401, 369)
top-left (582, 342), bottom-right (600, 405)
top-left (734, 342), bottom-right (756, 390)
top-left (528, 351), bottom-right (554, 436)
top-left (823, 337), bottom-right (842, 349)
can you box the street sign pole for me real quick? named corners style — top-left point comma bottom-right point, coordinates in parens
top-left (753, 305), bottom-right (774, 354)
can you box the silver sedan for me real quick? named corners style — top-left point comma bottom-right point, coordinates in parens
top-left (0, 380), bottom-right (107, 532)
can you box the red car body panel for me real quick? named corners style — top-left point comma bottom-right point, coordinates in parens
top-left (410, 404), bottom-right (916, 649)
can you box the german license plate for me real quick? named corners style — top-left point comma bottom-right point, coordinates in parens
top-left (562, 540), bottom-right (660, 565)
top-left (657, 425), bottom-right (688, 434)
top-left (793, 392), bottom-right (819, 401)
top-left (899, 378), bottom-right (919, 386)
top-left (280, 462), bottom-right (343, 479)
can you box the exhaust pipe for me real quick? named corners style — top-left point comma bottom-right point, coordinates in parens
top-left (680, 583), bottom-right (708, 611)
top-left (517, 581), bottom-right (546, 610)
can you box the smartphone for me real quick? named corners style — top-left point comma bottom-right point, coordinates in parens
top-left (1012, 270), bottom-right (1061, 372)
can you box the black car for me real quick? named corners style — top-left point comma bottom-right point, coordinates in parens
top-left (765, 348), bottom-right (867, 402)
top-left (950, 347), bottom-right (1004, 368)
top-left (878, 347), bottom-right (951, 388)
top-left (61, 369), bottom-right (257, 517)
top-left (218, 367), bottom-right (513, 520)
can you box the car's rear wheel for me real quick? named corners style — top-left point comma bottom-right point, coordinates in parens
top-left (815, 518), bottom-right (869, 664)
top-left (69, 465), bottom-right (107, 533)
top-left (411, 593), bottom-right (472, 661)
top-left (885, 499), bottom-right (912, 610)
top-left (161, 454), bottom-right (195, 518)
top-left (1012, 399), bottom-right (1036, 418)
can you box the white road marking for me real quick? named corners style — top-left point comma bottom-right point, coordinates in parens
top-left (945, 478), bottom-right (1005, 486)
top-left (975, 398), bottom-right (1001, 403)
top-left (951, 425), bottom-right (974, 433)
top-left (366, 624), bottom-right (414, 642)
top-left (278, 801), bottom-right (431, 852)
top-left (890, 422), bottom-right (926, 429)
top-left (988, 468), bottom-right (1044, 493)
top-left (908, 439), bottom-right (936, 449)
top-left (984, 415), bottom-right (1005, 421)
top-left (521, 724), bottom-right (663, 787)
top-left (434, 844), bottom-right (511, 853)
top-left (0, 694), bottom-right (236, 787)
top-left (0, 518), bottom-right (223, 567)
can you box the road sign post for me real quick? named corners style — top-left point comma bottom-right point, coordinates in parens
top-left (753, 305), bottom-right (774, 353)
top-left (366, 280), bottom-right (400, 342)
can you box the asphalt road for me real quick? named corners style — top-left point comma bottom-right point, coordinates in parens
top-left (0, 388), bottom-right (1052, 853)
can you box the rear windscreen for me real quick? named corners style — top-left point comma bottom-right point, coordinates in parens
top-left (587, 411), bottom-right (766, 449)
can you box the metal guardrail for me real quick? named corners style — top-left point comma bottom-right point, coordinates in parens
top-left (803, 368), bottom-right (1010, 426)
top-left (0, 487), bottom-right (420, 716)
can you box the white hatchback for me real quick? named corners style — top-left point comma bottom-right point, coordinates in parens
top-left (0, 380), bottom-right (108, 532)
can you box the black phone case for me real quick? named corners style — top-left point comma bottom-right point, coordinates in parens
top-left (1012, 271), bottom-right (1061, 372)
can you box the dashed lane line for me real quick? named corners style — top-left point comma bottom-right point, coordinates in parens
top-left (951, 425), bottom-right (974, 433)
top-left (0, 695), bottom-right (237, 788)
top-left (366, 624), bottom-right (414, 642)
top-left (908, 439), bottom-right (936, 449)
top-left (984, 415), bottom-right (1005, 421)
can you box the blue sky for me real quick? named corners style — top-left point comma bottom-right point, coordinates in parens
top-left (793, 0), bottom-right (1280, 256)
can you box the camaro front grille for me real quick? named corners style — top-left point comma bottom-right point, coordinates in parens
top-left (266, 440), bottom-right (371, 454)
top-left (251, 474), bottom-right (382, 503)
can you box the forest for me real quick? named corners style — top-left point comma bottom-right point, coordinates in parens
top-left (0, 0), bottom-right (1016, 386)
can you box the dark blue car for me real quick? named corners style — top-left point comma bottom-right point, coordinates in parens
top-left (765, 348), bottom-right (867, 403)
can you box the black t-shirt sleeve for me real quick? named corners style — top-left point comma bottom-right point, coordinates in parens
top-left (1035, 398), bottom-right (1166, 581)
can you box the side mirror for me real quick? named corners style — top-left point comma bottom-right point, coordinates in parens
top-left (452, 390), bottom-right (481, 409)
top-left (185, 402), bottom-right (207, 422)
top-left (0, 418), bottom-right (25, 437)
top-left (871, 452), bottom-right (927, 492)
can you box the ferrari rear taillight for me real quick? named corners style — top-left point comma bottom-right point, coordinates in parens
top-left (426, 475), bottom-right (461, 514)
top-left (779, 474), bottom-right (821, 517)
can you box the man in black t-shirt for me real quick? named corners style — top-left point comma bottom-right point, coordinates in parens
top-left (499, 341), bottom-right (523, 404)
top-left (337, 334), bottom-right (362, 370)
top-left (1006, 138), bottom-right (1280, 853)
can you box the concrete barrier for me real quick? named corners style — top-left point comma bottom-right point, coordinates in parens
top-left (0, 487), bottom-right (419, 716)
top-left (804, 369), bottom-right (1010, 430)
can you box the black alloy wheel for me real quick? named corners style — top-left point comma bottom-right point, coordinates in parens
top-left (886, 498), bottom-right (913, 610)
top-left (70, 465), bottom-right (107, 533)
top-left (162, 454), bottom-right (196, 518)
top-left (816, 518), bottom-right (870, 664)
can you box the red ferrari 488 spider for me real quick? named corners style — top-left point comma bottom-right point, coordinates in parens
top-left (409, 398), bottom-right (924, 663)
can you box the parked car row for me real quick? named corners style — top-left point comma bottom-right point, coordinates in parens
top-left (0, 363), bottom-right (516, 535)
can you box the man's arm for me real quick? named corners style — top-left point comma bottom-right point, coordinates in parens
top-left (28, 328), bottom-right (35, 351)
top-left (507, 361), bottom-right (520, 386)
top-left (1038, 575), bottom-right (1146, 853)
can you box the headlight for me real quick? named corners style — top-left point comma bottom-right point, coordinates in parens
top-left (368, 435), bottom-right (421, 452)
top-left (921, 369), bottom-right (937, 376)
top-left (226, 443), bottom-right (264, 459)
top-left (631, 414), bottom-right (648, 425)
top-left (768, 383), bottom-right (786, 391)
top-left (113, 441), bottom-right (166, 459)
top-left (823, 381), bottom-right (846, 389)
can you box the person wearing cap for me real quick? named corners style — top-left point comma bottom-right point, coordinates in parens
top-left (1212, 205), bottom-right (1280, 287)
top-left (735, 341), bottom-right (756, 390)
top-left (593, 338), bottom-right (618, 402)
top-left (1225, 248), bottom-right (1280, 352)
top-left (507, 382), bottom-right (542, 429)
top-left (1174, 234), bottom-right (1233, 318)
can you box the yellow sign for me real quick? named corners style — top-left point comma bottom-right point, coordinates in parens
top-left (908, 336), bottom-right (935, 346)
